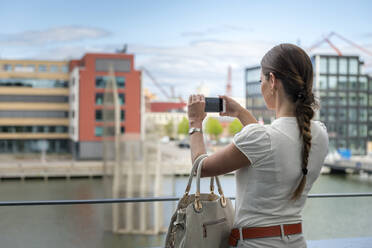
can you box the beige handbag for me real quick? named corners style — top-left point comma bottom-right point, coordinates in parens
top-left (165, 154), bottom-right (235, 248)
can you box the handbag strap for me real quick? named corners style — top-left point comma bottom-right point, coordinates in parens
top-left (184, 154), bottom-right (209, 196)
top-left (194, 157), bottom-right (227, 211)
top-left (184, 154), bottom-right (216, 197)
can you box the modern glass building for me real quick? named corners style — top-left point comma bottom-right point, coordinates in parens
top-left (245, 54), bottom-right (372, 155)
top-left (245, 66), bottom-right (275, 124)
top-left (0, 59), bottom-right (70, 153)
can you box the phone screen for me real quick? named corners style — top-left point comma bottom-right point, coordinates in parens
top-left (205, 97), bottom-right (223, 112)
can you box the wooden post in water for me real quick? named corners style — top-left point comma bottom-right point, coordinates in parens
top-left (140, 143), bottom-right (149, 232)
top-left (153, 142), bottom-right (163, 234)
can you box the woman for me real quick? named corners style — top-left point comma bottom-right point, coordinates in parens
top-left (187, 43), bottom-right (329, 247)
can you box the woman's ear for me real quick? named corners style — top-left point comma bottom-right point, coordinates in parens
top-left (269, 72), bottom-right (277, 91)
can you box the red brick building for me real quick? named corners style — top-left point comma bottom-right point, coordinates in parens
top-left (150, 101), bottom-right (186, 112)
top-left (69, 53), bottom-right (141, 159)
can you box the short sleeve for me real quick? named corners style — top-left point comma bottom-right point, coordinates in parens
top-left (233, 123), bottom-right (271, 166)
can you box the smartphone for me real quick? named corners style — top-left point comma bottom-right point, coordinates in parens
top-left (205, 97), bottom-right (226, 113)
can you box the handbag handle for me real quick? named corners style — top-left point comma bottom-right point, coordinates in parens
top-left (184, 154), bottom-right (215, 196)
top-left (194, 156), bottom-right (227, 211)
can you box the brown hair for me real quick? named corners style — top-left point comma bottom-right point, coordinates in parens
top-left (260, 43), bottom-right (319, 200)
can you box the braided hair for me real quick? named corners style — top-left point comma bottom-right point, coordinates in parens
top-left (260, 44), bottom-right (319, 201)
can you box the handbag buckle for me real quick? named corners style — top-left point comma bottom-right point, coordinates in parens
top-left (220, 195), bottom-right (227, 208)
top-left (193, 193), bottom-right (203, 212)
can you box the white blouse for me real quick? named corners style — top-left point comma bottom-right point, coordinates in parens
top-left (232, 117), bottom-right (329, 228)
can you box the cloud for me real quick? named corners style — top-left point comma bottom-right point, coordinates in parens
top-left (8, 37), bottom-right (372, 100)
top-left (180, 25), bottom-right (253, 38)
top-left (0, 26), bottom-right (111, 46)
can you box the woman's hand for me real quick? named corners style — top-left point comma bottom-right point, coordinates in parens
top-left (188, 94), bottom-right (207, 128)
top-left (219, 95), bottom-right (244, 118)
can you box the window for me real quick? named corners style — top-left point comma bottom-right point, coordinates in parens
top-left (348, 109), bottom-right (357, 121)
top-left (338, 76), bottom-right (347, 89)
top-left (349, 59), bottom-right (358, 75)
top-left (320, 57), bottom-right (327, 74)
top-left (339, 58), bottom-right (347, 74)
top-left (338, 108), bottom-right (347, 121)
top-left (95, 110), bottom-right (103, 121)
top-left (38, 65), bottom-right (47, 72)
top-left (50, 65), bottom-right (59, 73)
top-left (359, 125), bottom-right (367, 137)
top-left (359, 77), bottom-right (367, 90)
top-left (95, 76), bottom-right (125, 89)
top-left (96, 93), bottom-right (103, 105)
top-left (349, 76), bottom-right (358, 90)
top-left (328, 92), bottom-right (337, 105)
top-left (37, 126), bottom-right (44, 132)
top-left (117, 77), bottom-right (125, 88)
top-left (61, 66), bottom-right (68, 73)
top-left (369, 124), bottom-right (372, 136)
top-left (3, 64), bottom-right (12, 71)
top-left (119, 94), bottom-right (125, 105)
top-left (328, 108), bottom-right (336, 121)
top-left (319, 76), bottom-right (327, 89)
top-left (96, 77), bottom-right (105, 88)
top-left (337, 124), bottom-right (347, 137)
top-left (329, 58), bottom-right (337, 74)
top-left (338, 92), bottom-right (347, 106)
top-left (121, 126), bottom-right (125, 134)
top-left (369, 95), bottom-right (372, 107)
top-left (25, 65), bottom-right (35, 72)
top-left (14, 64), bottom-right (23, 71)
top-left (56, 126), bottom-right (66, 133)
top-left (349, 92), bottom-right (357, 106)
top-left (0, 78), bottom-right (68, 88)
top-left (359, 93), bottom-right (367, 106)
top-left (120, 110), bottom-right (125, 121)
top-left (95, 59), bottom-right (131, 72)
top-left (359, 109), bottom-right (367, 122)
top-left (246, 68), bottom-right (261, 82)
top-left (95, 127), bottom-right (103, 137)
top-left (348, 124), bottom-right (357, 137)
top-left (338, 139), bottom-right (347, 148)
top-left (320, 108), bottom-right (327, 121)
top-left (369, 109), bottom-right (372, 122)
top-left (247, 83), bottom-right (261, 95)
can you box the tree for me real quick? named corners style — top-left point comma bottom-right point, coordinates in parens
top-left (164, 119), bottom-right (174, 138)
top-left (177, 117), bottom-right (189, 135)
top-left (205, 117), bottom-right (223, 140)
top-left (228, 118), bottom-right (243, 135)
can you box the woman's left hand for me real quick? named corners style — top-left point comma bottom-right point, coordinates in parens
top-left (187, 94), bottom-right (206, 127)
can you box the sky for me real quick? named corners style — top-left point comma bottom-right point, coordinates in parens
top-left (1, 0), bottom-right (372, 100)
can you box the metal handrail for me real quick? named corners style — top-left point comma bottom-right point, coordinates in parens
top-left (1, 193), bottom-right (372, 206)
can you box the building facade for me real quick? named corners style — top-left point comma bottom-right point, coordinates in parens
top-left (0, 59), bottom-right (70, 153)
top-left (245, 66), bottom-right (275, 124)
top-left (245, 54), bottom-right (372, 155)
top-left (69, 53), bottom-right (141, 159)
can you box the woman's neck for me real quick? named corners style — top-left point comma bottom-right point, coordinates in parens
top-left (275, 92), bottom-right (296, 118)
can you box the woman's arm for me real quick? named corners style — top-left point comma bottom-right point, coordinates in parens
top-left (219, 95), bottom-right (258, 126)
top-left (188, 94), bottom-right (252, 177)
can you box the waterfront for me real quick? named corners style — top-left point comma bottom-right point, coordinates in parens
top-left (0, 173), bottom-right (372, 248)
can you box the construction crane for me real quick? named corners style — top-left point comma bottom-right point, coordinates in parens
top-left (140, 66), bottom-right (184, 102)
top-left (141, 67), bottom-right (171, 99)
top-left (308, 32), bottom-right (372, 58)
top-left (225, 66), bottom-right (232, 97)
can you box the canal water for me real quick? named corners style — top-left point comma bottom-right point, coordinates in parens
top-left (0, 174), bottom-right (372, 248)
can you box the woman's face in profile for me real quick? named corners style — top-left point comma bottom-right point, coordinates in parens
top-left (260, 71), bottom-right (275, 110)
